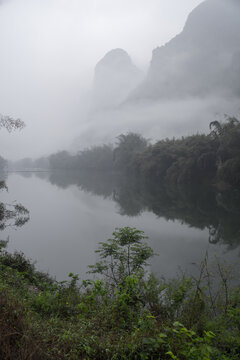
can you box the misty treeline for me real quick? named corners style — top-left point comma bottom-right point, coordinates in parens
top-left (14, 116), bottom-right (240, 188)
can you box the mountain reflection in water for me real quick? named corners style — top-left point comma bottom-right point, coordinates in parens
top-left (35, 170), bottom-right (240, 251)
top-left (2, 170), bottom-right (239, 280)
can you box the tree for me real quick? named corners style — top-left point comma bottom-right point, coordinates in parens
top-left (113, 133), bottom-right (148, 172)
top-left (76, 144), bottom-right (114, 170)
top-left (209, 120), bottom-right (223, 138)
top-left (0, 114), bottom-right (25, 132)
top-left (88, 227), bottom-right (155, 287)
top-left (210, 117), bottom-right (240, 185)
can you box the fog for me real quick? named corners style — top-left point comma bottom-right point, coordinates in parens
top-left (0, 0), bottom-right (204, 159)
top-left (73, 96), bottom-right (240, 150)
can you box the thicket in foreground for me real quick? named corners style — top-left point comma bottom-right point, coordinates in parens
top-left (0, 228), bottom-right (240, 359)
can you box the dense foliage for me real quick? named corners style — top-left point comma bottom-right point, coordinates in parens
top-left (136, 117), bottom-right (240, 186)
top-left (0, 228), bottom-right (240, 359)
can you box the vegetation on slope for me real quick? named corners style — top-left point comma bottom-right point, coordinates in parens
top-left (0, 227), bottom-right (240, 359)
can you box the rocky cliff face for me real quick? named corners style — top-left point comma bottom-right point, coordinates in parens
top-left (128, 0), bottom-right (240, 101)
top-left (92, 48), bottom-right (143, 110)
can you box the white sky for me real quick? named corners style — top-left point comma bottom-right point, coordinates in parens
top-left (0, 0), bottom-right (203, 159)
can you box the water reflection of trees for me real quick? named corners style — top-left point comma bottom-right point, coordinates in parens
top-left (35, 170), bottom-right (240, 250)
top-left (0, 172), bottom-right (29, 231)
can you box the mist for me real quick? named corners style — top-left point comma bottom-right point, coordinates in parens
top-left (72, 0), bottom-right (240, 150)
top-left (73, 96), bottom-right (240, 150)
top-left (0, 0), bottom-right (203, 159)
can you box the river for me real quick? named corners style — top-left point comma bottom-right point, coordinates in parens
top-left (1, 171), bottom-right (240, 280)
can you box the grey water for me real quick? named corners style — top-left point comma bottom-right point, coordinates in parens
top-left (1, 171), bottom-right (240, 281)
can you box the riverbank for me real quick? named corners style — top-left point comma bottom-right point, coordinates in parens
top-left (0, 228), bottom-right (240, 360)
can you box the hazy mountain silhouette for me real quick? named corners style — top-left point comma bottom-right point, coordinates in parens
top-left (127, 0), bottom-right (240, 101)
top-left (73, 0), bottom-right (240, 150)
top-left (91, 48), bottom-right (143, 111)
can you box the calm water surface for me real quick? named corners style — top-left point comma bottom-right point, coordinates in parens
top-left (1, 171), bottom-right (240, 280)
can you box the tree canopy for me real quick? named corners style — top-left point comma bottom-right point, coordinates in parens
top-left (0, 114), bottom-right (25, 132)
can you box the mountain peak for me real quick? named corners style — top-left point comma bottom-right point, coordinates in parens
top-left (92, 49), bottom-right (143, 110)
top-left (95, 48), bottom-right (132, 69)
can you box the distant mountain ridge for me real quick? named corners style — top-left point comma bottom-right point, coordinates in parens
top-left (127, 0), bottom-right (240, 101)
